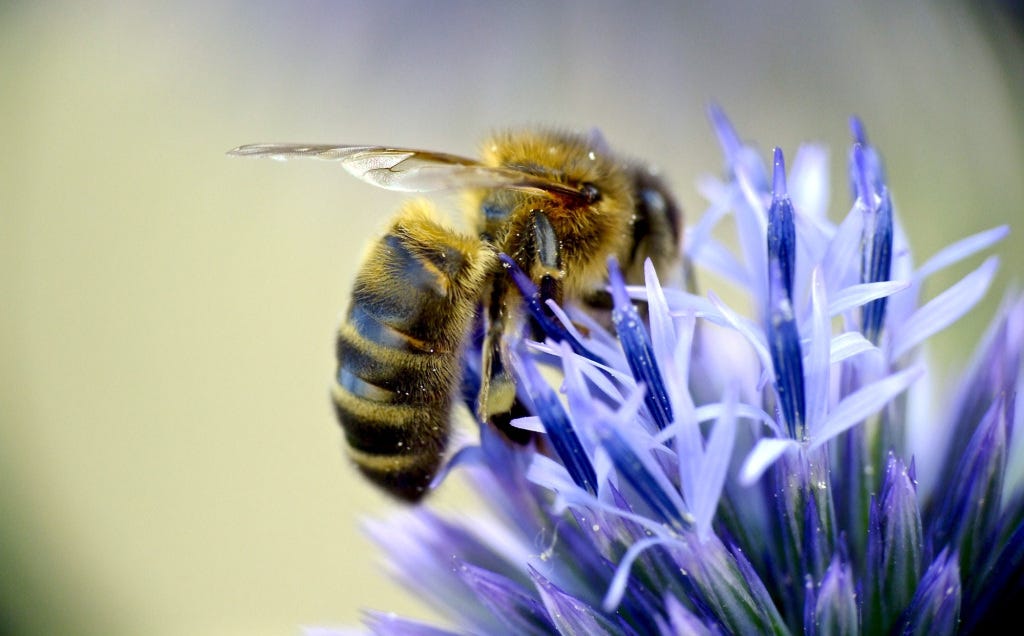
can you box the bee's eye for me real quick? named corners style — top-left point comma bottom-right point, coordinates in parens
top-left (579, 182), bottom-right (601, 204)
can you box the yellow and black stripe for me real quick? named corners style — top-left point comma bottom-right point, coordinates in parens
top-left (333, 201), bottom-right (494, 501)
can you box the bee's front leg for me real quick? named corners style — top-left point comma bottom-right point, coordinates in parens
top-left (527, 209), bottom-right (564, 340)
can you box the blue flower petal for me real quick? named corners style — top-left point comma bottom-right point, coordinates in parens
top-left (709, 109), bottom-right (771, 312)
top-left (555, 339), bottom-right (627, 426)
top-left (767, 258), bottom-right (806, 439)
top-left (458, 562), bottom-right (556, 636)
top-left (865, 454), bottom-right (923, 633)
top-left (810, 364), bottom-right (923, 447)
top-left (509, 415), bottom-right (545, 433)
top-left (526, 452), bottom-right (579, 495)
top-left (662, 594), bottom-right (720, 636)
top-left (739, 438), bottom-right (799, 485)
top-left (708, 102), bottom-right (742, 164)
top-left (810, 555), bottom-right (857, 636)
top-left (913, 225), bottom-right (1009, 283)
top-left (860, 187), bottom-right (894, 344)
top-left (514, 350), bottom-right (598, 494)
top-left (556, 303), bottom-right (625, 363)
top-left (643, 259), bottom-right (677, 374)
top-left (825, 280), bottom-right (909, 319)
top-left (602, 535), bottom-right (685, 611)
top-left (827, 331), bottom-right (880, 365)
top-left (800, 475), bottom-right (831, 583)
top-left (429, 443), bottom-right (485, 491)
top-left (362, 611), bottom-right (464, 636)
top-left (804, 268), bottom-right (830, 437)
top-left (591, 384), bottom-right (690, 531)
top-left (362, 509), bottom-right (531, 631)
top-left (934, 294), bottom-right (1024, 485)
top-left (691, 387), bottom-right (738, 539)
top-left (890, 256), bottom-right (999, 359)
top-left (768, 147), bottom-right (797, 303)
top-left (848, 117), bottom-right (887, 197)
top-left (820, 200), bottom-right (865, 292)
top-left (529, 566), bottom-right (624, 636)
top-left (899, 549), bottom-right (961, 636)
top-left (728, 542), bottom-right (789, 634)
top-left (682, 533), bottom-right (787, 634)
top-left (733, 171), bottom-right (770, 312)
top-left (931, 394), bottom-right (1010, 571)
top-left (609, 258), bottom-right (673, 430)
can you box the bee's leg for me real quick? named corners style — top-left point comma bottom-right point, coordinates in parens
top-left (478, 274), bottom-right (532, 444)
top-left (478, 276), bottom-right (512, 420)
top-left (527, 210), bottom-right (564, 340)
top-left (477, 210), bottom-right (566, 444)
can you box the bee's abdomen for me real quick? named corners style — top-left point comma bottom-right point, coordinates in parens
top-left (333, 202), bottom-right (493, 502)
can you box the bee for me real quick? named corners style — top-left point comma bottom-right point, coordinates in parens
top-left (229, 129), bottom-right (683, 501)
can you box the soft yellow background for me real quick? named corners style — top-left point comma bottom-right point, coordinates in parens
top-left (2, 2), bottom-right (1022, 635)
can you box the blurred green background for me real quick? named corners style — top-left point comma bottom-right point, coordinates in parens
top-left (2, 2), bottom-right (1022, 634)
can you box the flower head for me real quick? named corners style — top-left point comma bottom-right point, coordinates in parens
top-left (320, 109), bottom-right (1020, 635)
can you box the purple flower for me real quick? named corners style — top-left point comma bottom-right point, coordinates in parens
top-left (315, 109), bottom-right (1021, 635)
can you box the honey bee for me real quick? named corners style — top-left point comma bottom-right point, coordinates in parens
top-left (230, 129), bottom-right (683, 501)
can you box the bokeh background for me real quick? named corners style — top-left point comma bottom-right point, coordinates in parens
top-left (2, 2), bottom-right (1022, 634)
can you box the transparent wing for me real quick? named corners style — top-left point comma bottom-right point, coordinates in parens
top-left (228, 143), bottom-right (585, 197)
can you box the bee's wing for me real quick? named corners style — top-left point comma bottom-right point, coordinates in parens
top-left (228, 143), bottom-right (584, 198)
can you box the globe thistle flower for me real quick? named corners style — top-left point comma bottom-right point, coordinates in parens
top-left (320, 109), bottom-right (1020, 635)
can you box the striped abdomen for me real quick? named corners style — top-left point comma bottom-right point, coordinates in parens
top-left (333, 203), bottom-right (494, 501)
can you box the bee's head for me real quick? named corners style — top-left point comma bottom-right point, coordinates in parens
top-left (481, 128), bottom-right (633, 214)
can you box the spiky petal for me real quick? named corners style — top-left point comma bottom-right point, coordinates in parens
top-left (899, 549), bottom-right (961, 636)
top-left (864, 454), bottom-right (923, 634)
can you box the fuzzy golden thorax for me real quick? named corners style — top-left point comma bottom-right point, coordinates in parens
top-left (466, 128), bottom-right (636, 298)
